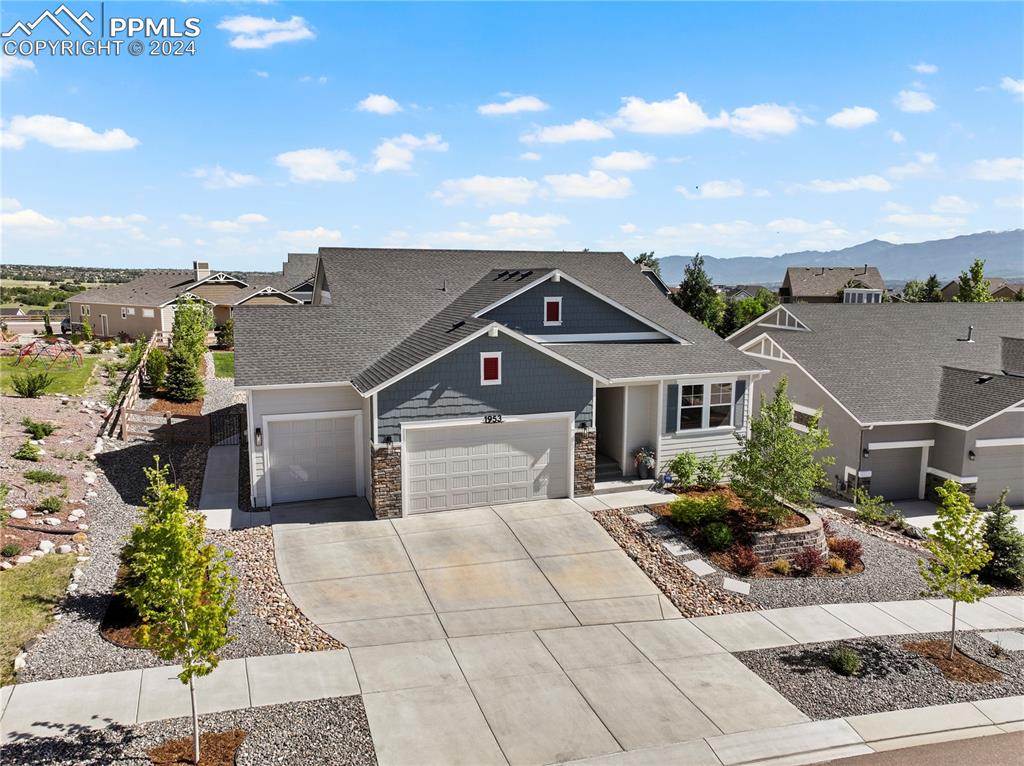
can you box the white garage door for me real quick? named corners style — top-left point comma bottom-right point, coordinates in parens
top-left (267, 416), bottom-right (357, 504)
top-left (975, 447), bottom-right (1024, 506)
top-left (404, 417), bottom-right (570, 514)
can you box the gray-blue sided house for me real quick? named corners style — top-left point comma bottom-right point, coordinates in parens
top-left (233, 248), bottom-right (766, 518)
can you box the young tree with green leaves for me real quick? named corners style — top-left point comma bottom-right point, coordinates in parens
top-left (81, 316), bottom-right (93, 341)
top-left (922, 274), bottom-right (943, 302)
top-left (632, 251), bottom-right (661, 278)
top-left (980, 489), bottom-right (1024, 588)
top-left (171, 297), bottom-right (214, 364)
top-left (953, 259), bottom-right (992, 303)
top-left (729, 376), bottom-right (834, 522)
top-left (917, 480), bottom-right (993, 658)
top-left (673, 253), bottom-right (722, 330)
top-left (121, 459), bottom-right (237, 765)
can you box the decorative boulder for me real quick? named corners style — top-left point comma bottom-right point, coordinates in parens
top-left (10, 509), bottom-right (28, 520)
top-left (15, 556), bottom-right (34, 565)
top-left (57, 544), bottom-right (73, 554)
top-left (38, 540), bottom-right (56, 552)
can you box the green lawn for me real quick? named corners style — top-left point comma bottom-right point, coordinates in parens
top-left (0, 356), bottom-right (100, 396)
top-left (0, 553), bottom-right (77, 685)
top-left (212, 351), bottom-right (235, 379)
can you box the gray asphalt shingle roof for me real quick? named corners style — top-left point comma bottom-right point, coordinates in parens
top-left (753, 303), bottom-right (1024, 425)
top-left (70, 271), bottom-right (195, 306)
top-left (234, 248), bottom-right (759, 389)
top-left (783, 266), bottom-right (885, 297)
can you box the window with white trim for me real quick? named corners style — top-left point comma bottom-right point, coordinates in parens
top-left (480, 352), bottom-right (502, 385)
top-left (142, 308), bottom-right (155, 318)
top-left (543, 297), bottom-right (562, 326)
top-left (677, 381), bottom-right (734, 431)
top-left (126, 307), bottom-right (135, 316)
top-left (80, 305), bottom-right (90, 317)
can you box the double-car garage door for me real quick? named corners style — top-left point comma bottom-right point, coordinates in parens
top-left (404, 417), bottom-right (571, 515)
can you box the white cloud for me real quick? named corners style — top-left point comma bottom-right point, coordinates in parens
top-left (885, 213), bottom-right (966, 228)
top-left (372, 133), bottom-right (448, 172)
top-left (654, 220), bottom-right (757, 243)
top-left (205, 213), bottom-right (269, 232)
top-left (592, 150), bottom-right (655, 171)
top-left (68, 214), bottom-right (147, 230)
top-left (1, 208), bottom-right (63, 234)
top-left (478, 95), bottom-right (549, 116)
top-left (357, 94), bottom-right (402, 115)
top-left (191, 165), bottom-right (259, 189)
top-left (677, 179), bottom-right (745, 200)
top-left (930, 195), bottom-right (976, 214)
top-left (886, 151), bottom-right (938, 179)
top-left (994, 194), bottom-right (1024, 210)
top-left (0, 56), bottom-right (35, 80)
top-left (217, 15), bottom-right (315, 49)
top-left (727, 103), bottom-right (803, 138)
top-left (911, 62), bottom-right (938, 74)
top-left (485, 211), bottom-right (568, 238)
top-left (797, 175), bottom-right (892, 193)
top-left (519, 152), bottom-right (542, 161)
top-left (300, 75), bottom-right (328, 85)
top-left (2, 115), bottom-right (138, 151)
top-left (543, 170), bottom-right (632, 199)
top-left (883, 201), bottom-right (912, 213)
top-left (521, 119), bottom-right (614, 144)
top-left (888, 130), bottom-right (906, 144)
top-left (433, 176), bottom-right (539, 206)
top-left (254, 70), bottom-right (269, 79)
top-left (276, 226), bottom-right (342, 248)
top-left (895, 90), bottom-right (936, 113)
top-left (1000, 77), bottom-right (1024, 99)
top-left (825, 106), bottom-right (879, 129)
top-left (1, 197), bottom-right (21, 212)
top-left (613, 92), bottom-right (727, 134)
top-left (620, 223), bottom-right (638, 233)
top-left (968, 157), bottom-right (1024, 181)
top-left (275, 148), bottom-right (356, 182)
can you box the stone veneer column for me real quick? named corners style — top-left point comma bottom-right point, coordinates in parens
top-left (574, 430), bottom-right (596, 497)
top-left (925, 471), bottom-right (976, 504)
top-left (370, 444), bottom-right (402, 519)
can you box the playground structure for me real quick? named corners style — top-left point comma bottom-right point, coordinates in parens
top-left (15, 338), bottom-right (83, 368)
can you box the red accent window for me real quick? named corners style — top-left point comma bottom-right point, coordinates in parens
top-left (483, 355), bottom-right (500, 381)
top-left (545, 299), bottom-right (561, 323)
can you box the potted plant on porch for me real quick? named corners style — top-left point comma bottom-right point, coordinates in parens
top-left (633, 446), bottom-right (656, 480)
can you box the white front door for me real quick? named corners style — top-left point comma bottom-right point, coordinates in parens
top-left (403, 416), bottom-right (571, 515)
top-left (267, 416), bottom-right (358, 504)
top-left (99, 314), bottom-right (109, 337)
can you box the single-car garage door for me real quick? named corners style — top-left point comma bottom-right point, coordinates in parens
top-left (267, 416), bottom-right (358, 504)
top-left (404, 417), bottom-right (570, 514)
top-left (870, 447), bottom-right (922, 501)
top-left (975, 447), bottom-right (1024, 506)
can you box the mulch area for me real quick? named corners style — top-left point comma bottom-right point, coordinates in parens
top-left (148, 729), bottom-right (246, 765)
top-left (654, 486), bottom-right (808, 531)
top-left (905, 638), bottom-right (1003, 683)
top-left (99, 589), bottom-right (144, 649)
top-left (142, 357), bottom-right (207, 417)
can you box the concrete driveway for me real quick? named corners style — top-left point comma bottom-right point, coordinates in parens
top-left (273, 497), bottom-right (680, 647)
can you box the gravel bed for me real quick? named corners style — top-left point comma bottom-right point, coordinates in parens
top-left (18, 440), bottom-right (291, 683)
top-left (209, 526), bottom-right (343, 653)
top-left (736, 630), bottom-right (1024, 720)
top-left (594, 508), bottom-right (755, 616)
top-left (201, 351), bottom-right (243, 416)
top-left (2, 695), bottom-right (377, 766)
top-left (746, 517), bottom-right (930, 609)
top-left (818, 505), bottom-right (928, 553)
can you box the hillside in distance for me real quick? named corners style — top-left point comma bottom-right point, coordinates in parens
top-left (657, 230), bottom-right (1024, 286)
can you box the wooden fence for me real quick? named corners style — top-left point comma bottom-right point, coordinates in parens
top-left (105, 329), bottom-right (169, 440)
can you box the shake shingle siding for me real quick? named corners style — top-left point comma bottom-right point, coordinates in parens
top-left (376, 334), bottom-right (594, 442)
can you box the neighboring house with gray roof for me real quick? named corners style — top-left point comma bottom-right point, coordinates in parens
top-left (65, 256), bottom-right (314, 339)
top-left (234, 247), bottom-right (766, 518)
top-left (939, 276), bottom-right (1024, 302)
top-left (728, 303), bottom-right (1024, 506)
top-left (779, 265), bottom-right (885, 304)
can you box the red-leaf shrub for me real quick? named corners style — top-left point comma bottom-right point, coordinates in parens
top-left (828, 537), bottom-right (863, 567)
top-left (730, 545), bottom-right (760, 575)
top-left (792, 546), bottom-right (824, 576)
top-left (821, 517), bottom-right (833, 537)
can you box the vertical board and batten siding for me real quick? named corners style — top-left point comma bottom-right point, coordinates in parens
top-left (596, 387), bottom-right (625, 466)
top-left (248, 384), bottom-right (365, 507)
top-left (376, 333), bottom-right (594, 442)
top-left (658, 379), bottom-right (750, 470)
top-left (480, 279), bottom-right (658, 336)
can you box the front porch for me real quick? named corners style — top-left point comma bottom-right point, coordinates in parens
top-left (593, 383), bottom-right (661, 487)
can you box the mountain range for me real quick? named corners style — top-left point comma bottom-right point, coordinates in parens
top-left (656, 229), bottom-right (1024, 287)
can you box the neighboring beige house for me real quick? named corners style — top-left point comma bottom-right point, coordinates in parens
top-left (779, 265), bottom-right (885, 304)
top-left (940, 276), bottom-right (1024, 302)
top-left (65, 257), bottom-right (314, 339)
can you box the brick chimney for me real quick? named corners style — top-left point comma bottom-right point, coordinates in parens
top-left (193, 260), bottom-right (210, 282)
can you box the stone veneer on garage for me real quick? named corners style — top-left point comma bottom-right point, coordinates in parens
top-left (574, 430), bottom-right (596, 497)
top-left (925, 471), bottom-right (977, 504)
top-left (370, 445), bottom-right (402, 519)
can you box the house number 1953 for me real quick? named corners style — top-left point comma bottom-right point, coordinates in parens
top-left (483, 414), bottom-right (503, 424)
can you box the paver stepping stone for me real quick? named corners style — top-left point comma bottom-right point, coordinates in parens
top-left (979, 631), bottom-right (1024, 652)
top-left (246, 650), bottom-right (359, 707)
top-left (536, 550), bottom-right (659, 602)
top-left (874, 600), bottom-right (970, 633)
top-left (363, 683), bottom-right (506, 766)
top-left (537, 624), bottom-right (647, 670)
top-left (350, 639), bottom-right (464, 694)
top-left (684, 558), bottom-right (715, 576)
top-left (568, 661), bottom-right (722, 749)
top-left (321, 613), bottom-right (446, 647)
top-left (983, 596), bottom-right (1024, 621)
top-left (438, 602), bottom-right (579, 637)
top-left (399, 522), bottom-right (528, 570)
top-left (972, 695), bottom-right (1024, 724)
top-left (469, 671), bottom-right (620, 765)
top-left (707, 719), bottom-right (865, 765)
top-left (722, 577), bottom-right (750, 595)
top-left (654, 652), bottom-right (808, 734)
top-left (508, 512), bottom-right (619, 558)
top-left (567, 594), bottom-right (663, 625)
top-left (137, 660), bottom-right (250, 722)
top-left (926, 599), bottom-right (1024, 629)
top-left (419, 558), bottom-right (560, 612)
top-left (616, 618), bottom-right (727, 660)
top-left (628, 511), bottom-right (657, 524)
top-left (448, 631), bottom-right (562, 681)
top-left (761, 605), bottom-right (863, 644)
top-left (662, 541), bottom-right (691, 557)
top-left (820, 603), bottom-right (919, 636)
top-left (688, 612), bottom-right (796, 651)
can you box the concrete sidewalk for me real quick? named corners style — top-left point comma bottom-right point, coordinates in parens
top-left (197, 442), bottom-right (268, 530)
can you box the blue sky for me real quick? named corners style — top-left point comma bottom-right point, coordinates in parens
top-left (1, 1), bottom-right (1022, 271)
